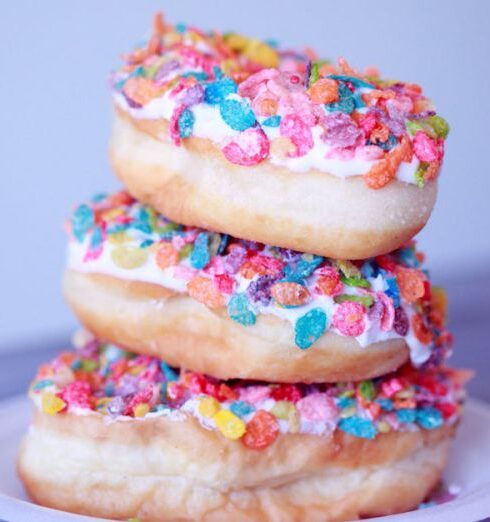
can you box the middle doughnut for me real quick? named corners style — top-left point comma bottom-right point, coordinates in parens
top-left (64, 191), bottom-right (451, 383)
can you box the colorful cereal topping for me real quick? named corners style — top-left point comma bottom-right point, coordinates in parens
top-left (30, 334), bottom-right (467, 449)
top-left (111, 13), bottom-right (449, 187)
top-left (67, 192), bottom-right (452, 364)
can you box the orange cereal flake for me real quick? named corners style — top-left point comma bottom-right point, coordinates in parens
top-left (187, 276), bottom-right (226, 308)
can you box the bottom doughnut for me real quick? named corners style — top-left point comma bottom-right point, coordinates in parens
top-left (18, 334), bottom-right (466, 521)
top-left (19, 411), bottom-right (452, 522)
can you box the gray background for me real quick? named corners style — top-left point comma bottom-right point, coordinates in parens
top-left (0, 2), bottom-right (489, 397)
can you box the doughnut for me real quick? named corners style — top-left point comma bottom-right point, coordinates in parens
top-left (108, 13), bottom-right (449, 260)
top-left (64, 191), bottom-right (452, 383)
top-left (18, 335), bottom-right (466, 522)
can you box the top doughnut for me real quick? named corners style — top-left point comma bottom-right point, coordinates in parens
top-left (109, 13), bottom-right (449, 259)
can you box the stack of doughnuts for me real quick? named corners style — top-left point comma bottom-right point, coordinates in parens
top-left (18, 12), bottom-right (466, 522)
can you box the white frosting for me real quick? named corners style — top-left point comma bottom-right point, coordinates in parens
top-left (67, 240), bottom-right (432, 365)
top-left (112, 90), bottom-right (420, 183)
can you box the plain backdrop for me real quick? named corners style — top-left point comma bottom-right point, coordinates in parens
top-left (0, 1), bottom-right (489, 350)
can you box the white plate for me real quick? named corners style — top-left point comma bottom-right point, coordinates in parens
top-left (0, 396), bottom-right (489, 522)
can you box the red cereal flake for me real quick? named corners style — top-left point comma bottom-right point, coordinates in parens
top-left (395, 267), bottom-right (425, 303)
top-left (270, 281), bottom-right (310, 306)
top-left (218, 383), bottom-right (238, 402)
top-left (156, 243), bottom-right (179, 270)
top-left (271, 384), bottom-right (302, 403)
top-left (242, 410), bottom-right (279, 450)
top-left (249, 254), bottom-right (285, 275)
top-left (167, 382), bottom-right (186, 401)
top-left (187, 276), bottom-right (226, 308)
top-left (214, 273), bottom-right (236, 294)
top-left (437, 402), bottom-right (457, 419)
top-left (124, 386), bottom-right (155, 416)
top-left (315, 267), bottom-right (342, 296)
top-left (411, 314), bottom-right (434, 345)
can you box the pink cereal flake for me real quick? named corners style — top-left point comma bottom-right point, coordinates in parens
top-left (173, 265), bottom-right (197, 281)
top-left (239, 385), bottom-right (271, 406)
top-left (296, 393), bottom-right (338, 422)
top-left (169, 104), bottom-right (186, 146)
top-left (322, 112), bottom-right (363, 148)
top-left (60, 380), bottom-right (92, 409)
top-left (413, 131), bottom-right (443, 162)
top-left (377, 292), bottom-right (395, 331)
top-left (325, 147), bottom-right (355, 160)
top-left (222, 127), bottom-right (270, 166)
top-left (355, 145), bottom-right (385, 161)
top-left (333, 301), bottom-right (366, 337)
top-left (280, 114), bottom-right (314, 157)
top-left (238, 69), bottom-right (280, 98)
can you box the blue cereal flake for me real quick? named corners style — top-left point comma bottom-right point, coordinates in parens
top-left (262, 115), bottom-right (281, 127)
top-left (372, 134), bottom-right (397, 151)
top-left (139, 239), bottom-right (154, 248)
top-left (328, 75), bottom-right (375, 90)
top-left (294, 308), bottom-right (327, 349)
top-left (72, 204), bottom-right (94, 242)
top-left (177, 108), bottom-right (195, 138)
top-left (204, 77), bottom-right (237, 104)
top-left (230, 400), bottom-right (255, 418)
top-left (361, 260), bottom-right (377, 279)
top-left (160, 362), bottom-right (179, 382)
top-left (190, 232), bottom-right (210, 269)
top-left (32, 379), bottom-right (54, 391)
top-left (89, 225), bottom-right (104, 254)
top-left (337, 396), bottom-right (356, 409)
top-left (175, 22), bottom-right (186, 34)
top-left (416, 407), bottom-right (443, 430)
top-left (227, 293), bottom-right (256, 326)
top-left (376, 398), bottom-right (394, 412)
top-left (398, 246), bottom-right (421, 268)
top-left (386, 277), bottom-right (401, 307)
top-left (181, 71), bottom-right (208, 81)
top-left (285, 254), bottom-right (323, 282)
top-left (219, 98), bottom-right (256, 131)
top-left (396, 408), bottom-right (417, 424)
top-left (217, 234), bottom-right (229, 255)
top-left (339, 416), bottom-right (377, 439)
top-left (325, 82), bottom-right (356, 114)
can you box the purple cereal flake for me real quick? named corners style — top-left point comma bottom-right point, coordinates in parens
top-left (321, 112), bottom-right (363, 148)
top-left (181, 83), bottom-right (205, 106)
top-left (223, 246), bottom-right (246, 274)
top-left (409, 110), bottom-right (437, 120)
top-left (115, 374), bottom-right (140, 396)
top-left (277, 248), bottom-right (302, 265)
top-left (393, 307), bottom-right (409, 336)
top-left (122, 92), bottom-right (143, 109)
top-left (78, 339), bottom-right (99, 359)
top-left (107, 396), bottom-right (126, 417)
top-left (246, 275), bottom-right (276, 305)
top-left (154, 59), bottom-right (180, 83)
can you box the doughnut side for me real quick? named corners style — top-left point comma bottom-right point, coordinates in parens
top-left (18, 409), bottom-right (453, 522)
top-left (63, 270), bottom-right (410, 383)
top-left (109, 108), bottom-right (437, 260)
